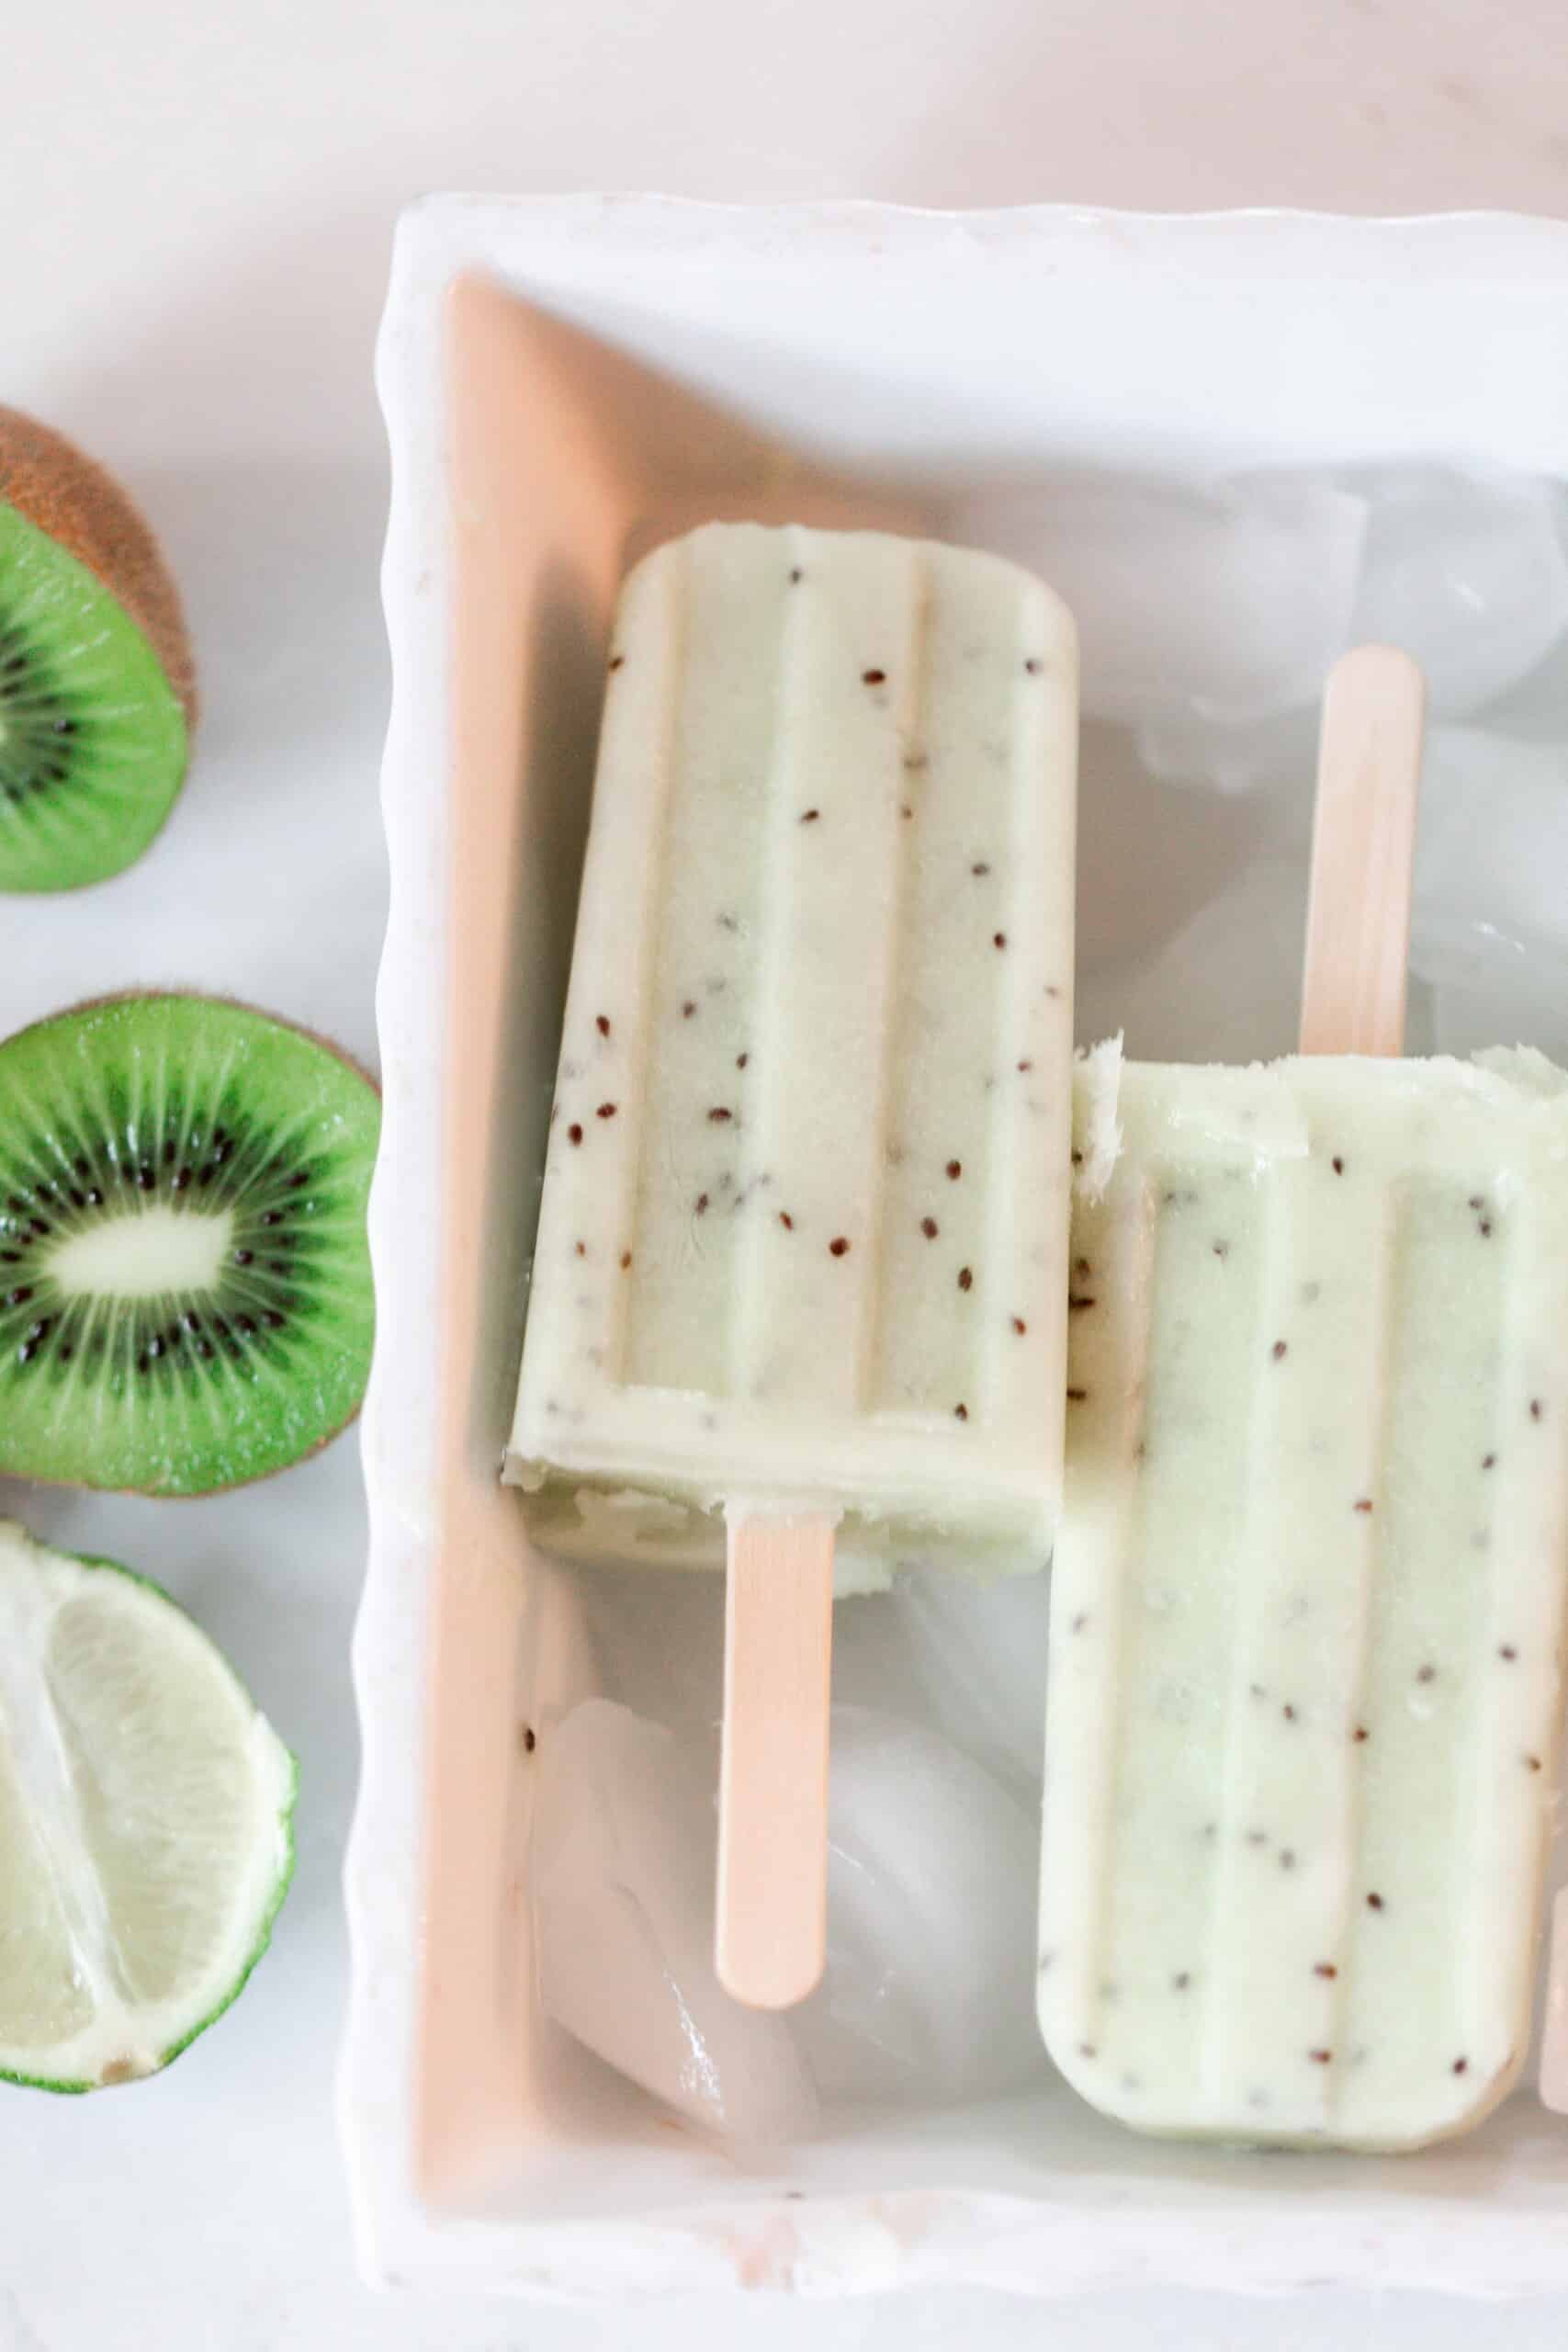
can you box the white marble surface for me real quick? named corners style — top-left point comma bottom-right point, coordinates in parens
top-left (6, 0), bottom-right (1568, 2342)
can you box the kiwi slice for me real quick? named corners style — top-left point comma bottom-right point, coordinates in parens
top-left (0, 995), bottom-right (378, 1496)
top-left (0, 409), bottom-right (195, 893)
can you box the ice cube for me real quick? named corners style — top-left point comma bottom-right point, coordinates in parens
top-left (1412, 729), bottom-right (1568, 1065)
top-left (795, 1708), bottom-right (1047, 2104)
top-left (1431, 978), bottom-right (1568, 1069)
top-left (533, 1698), bottom-right (818, 2143)
top-left (1412, 728), bottom-right (1568, 993)
top-left (828, 1587), bottom-right (933, 1732)
top-left (1076, 854), bottom-right (1309, 1065)
top-left (832, 1570), bottom-right (1050, 1800)
top-left (1134, 706), bottom-right (1318, 800)
top-left (571, 1564), bottom-right (726, 1750)
top-left (954, 478), bottom-right (1364, 728)
top-left (1076, 723), bottom-right (1283, 981)
top-left (1350, 470), bottom-right (1568, 720)
top-left (1481, 628), bottom-right (1568, 745)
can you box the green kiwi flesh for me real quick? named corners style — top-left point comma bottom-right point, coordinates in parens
top-left (0, 504), bottom-right (189, 892)
top-left (0, 996), bottom-right (379, 1494)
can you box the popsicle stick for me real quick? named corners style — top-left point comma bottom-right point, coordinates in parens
top-left (1299, 644), bottom-right (1427, 1058)
top-left (716, 1512), bottom-right (834, 2009)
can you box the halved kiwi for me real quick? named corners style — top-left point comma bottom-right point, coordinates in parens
top-left (0, 995), bottom-right (378, 1495)
top-left (0, 410), bottom-right (195, 893)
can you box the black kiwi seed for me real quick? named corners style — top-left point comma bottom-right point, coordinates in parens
top-left (0, 992), bottom-right (379, 1496)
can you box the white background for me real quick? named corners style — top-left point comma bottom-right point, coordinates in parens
top-left (6, 2), bottom-right (1568, 2345)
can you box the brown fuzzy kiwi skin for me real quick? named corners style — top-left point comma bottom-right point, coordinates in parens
top-left (1, 989), bottom-right (380, 1501)
top-left (0, 407), bottom-right (197, 730)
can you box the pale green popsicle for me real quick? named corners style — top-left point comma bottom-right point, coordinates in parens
top-left (507, 522), bottom-right (1077, 1591)
top-left (1040, 1040), bottom-right (1568, 2151)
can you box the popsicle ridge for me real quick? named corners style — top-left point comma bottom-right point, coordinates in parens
top-left (509, 521), bottom-right (1077, 1589)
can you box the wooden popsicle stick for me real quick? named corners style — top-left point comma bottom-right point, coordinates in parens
top-left (716, 1511), bottom-right (834, 2008)
top-left (1299, 644), bottom-right (1427, 1058)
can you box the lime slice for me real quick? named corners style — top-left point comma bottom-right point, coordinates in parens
top-left (0, 1519), bottom-right (295, 2090)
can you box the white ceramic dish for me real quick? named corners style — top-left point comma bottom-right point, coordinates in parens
top-left (340, 196), bottom-right (1568, 2301)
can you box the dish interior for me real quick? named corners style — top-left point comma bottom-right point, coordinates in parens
top-left (400, 216), bottom-right (1568, 2258)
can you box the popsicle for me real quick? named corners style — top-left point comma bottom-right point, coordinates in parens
top-left (1540, 1889), bottom-right (1568, 2118)
top-left (509, 521), bottom-right (1077, 2003)
top-left (1039, 649), bottom-right (1568, 2150)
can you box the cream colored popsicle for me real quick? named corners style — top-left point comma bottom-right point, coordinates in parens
top-left (1039, 650), bottom-right (1568, 2150)
top-left (1040, 1044), bottom-right (1568, 2148)
top-left (507, 523), bottom-right (1077, 1588)
top-left (510, 521), bottom-right (1077, 2006)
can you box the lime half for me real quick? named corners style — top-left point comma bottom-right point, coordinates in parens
top-left (0, 1519), bottom-right (295, 2090)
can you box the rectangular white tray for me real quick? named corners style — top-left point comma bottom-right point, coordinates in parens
top-left (340, 195), bottom-right (1568, 2301)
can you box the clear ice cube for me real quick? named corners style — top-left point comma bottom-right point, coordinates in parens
top-left (1481, 629), bottom-right (1568, 744)
top-left (1076, 854), bottom-right (1310, 1066)
top-left (1076, 723), bottom-right (1284, 980)
top-left (1411, 730), bottom-right (1568, 1056)
top-left (573, 1563), bottom-right (726, 1749)
top-left (953, 480), bottom-right (1365, 728)
top-left (533, 1698), bottom-right (818, 2143)
top-left (832, 1569), bottom-right (1050, 1801)
top-left (1134, 706), bottom-right (1318, 799)
top-left (1432, 977), bottom-right (1568, 1069)
top-left (795, 1708), bottom-right (1047, 2104)
top-left (1351, 470), bottom-right (1568, 720)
